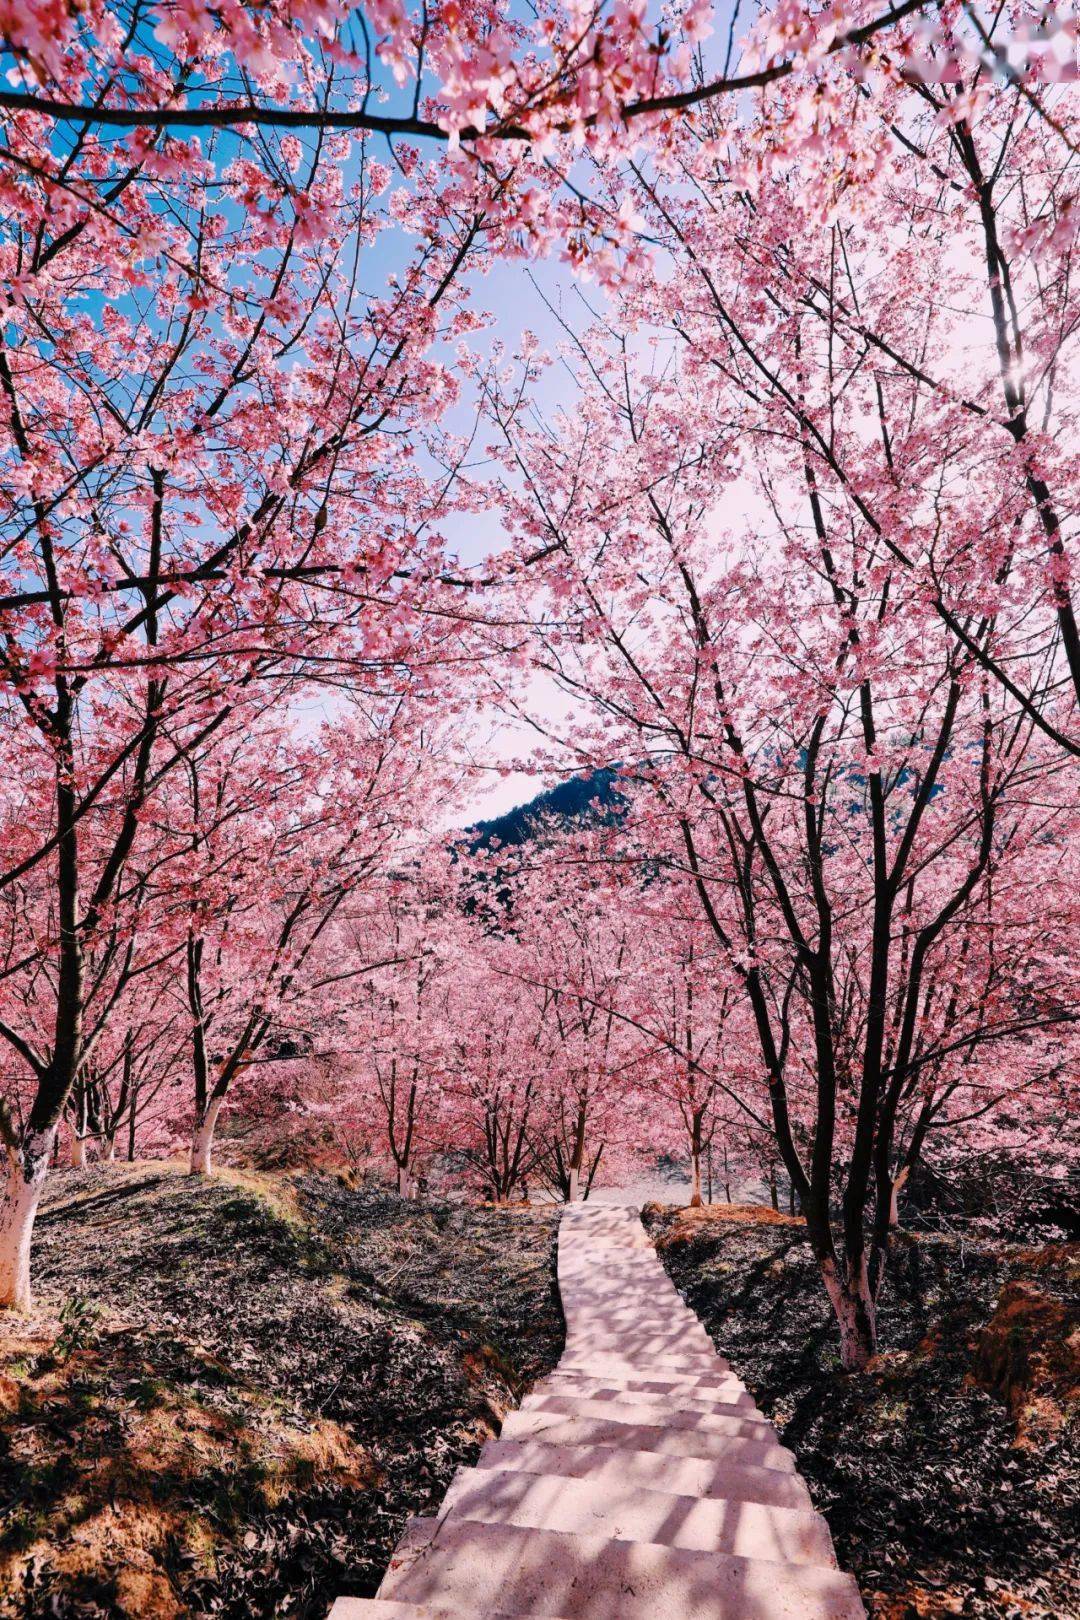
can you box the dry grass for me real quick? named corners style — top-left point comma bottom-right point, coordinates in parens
top-left (645, 1200), bottom-right (805, 1241)
top-left (645, 1204), bottom-right (1080, 1620)
top-left (0, 1164), bottom-right (562, 1619)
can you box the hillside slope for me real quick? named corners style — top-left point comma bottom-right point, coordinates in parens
top-left (645, 1204), bottom-right (1079, 1620)
top-left (0, 1166), bottom-right (563, 1620)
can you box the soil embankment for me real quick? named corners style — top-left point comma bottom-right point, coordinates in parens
top-left (644, 1203), bottom-right (1079, 1620)
top-left (0, 1165), bottom-right (563, 1619)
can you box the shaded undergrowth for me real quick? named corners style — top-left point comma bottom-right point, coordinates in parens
top-left (0, 1164), bottom-right (563, 1619)
top-left (645, 1203), bottom-right (1080, 1620)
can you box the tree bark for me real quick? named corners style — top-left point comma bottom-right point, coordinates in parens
top-left (688, 1112), bottom-right (703, 1207)
top-left (396, 1163), bottom-right (415, 1199)
top-left (820, 1253), bottom-right (877, 1371)
top-left (189, 1095), bottom-right (224, 1175)
top-left (0, 1128), bottom-right (58, 1310)
top-left (70, 1132), bottom-right (87, 1170)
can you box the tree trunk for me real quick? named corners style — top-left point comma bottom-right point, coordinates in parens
top-left (888, 1165), bottom-right (910, 1228)
top-left (0, 1129), bottom-right (57, 1310)
top-left (821, 1254), bottom-right (877, 1371)
top-left (70, 1132), bottom-right (87, 1170)
top-left (688, 1113), bottom-right (703, 1207)
top-left (189, 1096), bottom-right (224, 1176)
top-left (567, 1164), bottom-right (580, 1203)
top-left (396, 1163), bottom-right (415, 1199)
top-left (769, 1165), bottom-right (779, 1211)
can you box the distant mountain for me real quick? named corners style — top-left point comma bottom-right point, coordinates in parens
top-left (465, 767), bottom-right (624, 851)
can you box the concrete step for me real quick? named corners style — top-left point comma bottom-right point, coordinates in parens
top-left (499, 1410), bottom-right (795, 1469)
top-left (559, 1298), bottom-right (697, 1318)
top-left (330, 1603), bottom-right (570, 1619)
top-left (559, 1294), bottom-right (683, 1314)
top-left (563, 1308), bottom-right (705, 1328)
top-left (563, 1334), bottom-right (718, 1361)
top-left (538, 1373), bottom-right (756, 1410)
top-left (560, 1239), bottom-right (655, 1252)
top-left (377, 1516), bottom-right (866, 1618)
top-left (475, 1437), bottom-right (816, 1509)
top-left (516, 1394), bottom-right (779, 1441)
top-left (560, 1286), bottom-right (681, 1302)
top-left (556, 1351), bottom-right (732, 1377)
top-left (442, 1466), bottom-right (838, 1566)
top-left (562, 1305), bottom-right (709, 1329)
top-left (559, 1263), bottom-right (669, 1276)
top-left (543, 1366), bottom-right (748, 1393)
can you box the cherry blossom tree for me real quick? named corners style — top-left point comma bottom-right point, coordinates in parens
top-left (0, 46), bottom-right (488, 1301)
top-left (440, 943), bottom-right (551, 1203)
top-left (342, 885), bottom-right (455, 1196)
top-left (484, 330), bottom-right (1078, 1366)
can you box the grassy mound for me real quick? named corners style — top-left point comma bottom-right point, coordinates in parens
top-left (644, 1204), bottom-right (1080, 1620)
top-left (0, 1164), bottom-right (563, 1619)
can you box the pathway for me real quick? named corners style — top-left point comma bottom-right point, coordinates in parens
top-left (330, 1203), bottom-right (866, 1618)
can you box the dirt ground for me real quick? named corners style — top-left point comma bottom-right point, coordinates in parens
top-left (644, 1203), bottom-right (1080, 1620)
top-left (0, 1164), bottom-right (563, 1619)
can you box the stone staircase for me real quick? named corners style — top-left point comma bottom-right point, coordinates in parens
top-left (329, 1203), bottom-right (866, 1619)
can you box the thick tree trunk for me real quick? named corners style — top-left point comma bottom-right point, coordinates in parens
top-left (0, 1129), bottom-right (57, 1310)
top-left (821, 1254), bottom-right (877, 1371)
top-left (768, 1165), bottom-right (779, 1211)
top-left (567, 1164), bottom-right (580, 1203)
top-left (70, 1132), bottom-right (87, 1170)
top-left (189, 1096), bottom-right (224, 1176)
top-left (396, 1163), bottom-right (415, 1199)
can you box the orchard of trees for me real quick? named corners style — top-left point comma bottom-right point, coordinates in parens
top-left (1, 0), bottom-right (1077, 1375)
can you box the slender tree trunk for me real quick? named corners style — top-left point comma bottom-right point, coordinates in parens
top-left (0, 1128), bottom-right (58, 1310)
top-left (127, 1090), bottom-right (138, 1161)
top-left (189, 1095), bottom-right (224, 1176)
top-left (688, 1113), bottom-right (704, 1207)
top-left (567, 1098), bottom-right (587, 1202)
top-left (70, 1132), bottom-right (87, 1170)
top-left (769, 1165), bottom-right (779, 1211)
